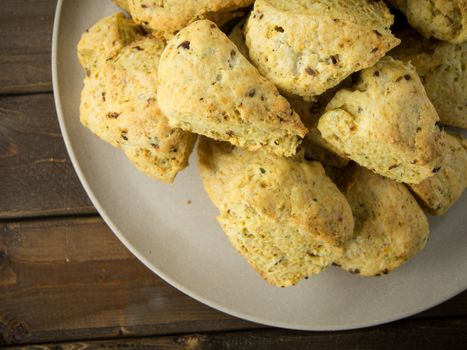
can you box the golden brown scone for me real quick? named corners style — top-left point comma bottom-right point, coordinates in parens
top-left (391, 30), bottom-right (467, 129)
top-left (112, 0), bottom-right (130, 12)
top-left (409, 133), bottom-right (467, 215)
top-left (158, 20), bottom-right (308, 157)
top-left (318, 56), bottom-right (444, 184)
top-left (78, 14), bottom-right (143, 146)
top-left (336, 165), bottom-right (429, 276)
top-left (78, 18), bottom-right (196, 183)
top-left (288, 95), bottom-right (349, 168)
top-left (244, 0), bottom-right (400, 100)
top-left (387, 0), bottom-right (467, 44)
top-left (198, 138), bottom-right (354, 287)
top-left (77, 13), bottom-right (143, 73)
top-left (103, 38), bottom-right (197, 182)
top-left (127, 0), bottom-right (254, 39)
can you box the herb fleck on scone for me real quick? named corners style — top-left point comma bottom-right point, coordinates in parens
top-left (198, 137), bottom-right (354, 287)
top-left (318, 57), bottom-right (444, 184)
top-left (335, 165), bottom-right (429, 276)
top-left (244, 0), bottom-right (400, 100)
top-left (158, 20), bottom-right (308, 157)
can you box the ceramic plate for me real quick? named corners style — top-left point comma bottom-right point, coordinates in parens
top-left (52, 0), bottom-right (467, 330)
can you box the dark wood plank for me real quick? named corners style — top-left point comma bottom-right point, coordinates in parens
top-left (0, 0), bottom-right (57, 95)
top-left (0, 93), bottom-right (95, 219)
top-left (0, 216), bottom-right (466, 346)
top-left (6, 318), bottom-right (467, 350)
top-left (0, 216), bottom-right (258, 346)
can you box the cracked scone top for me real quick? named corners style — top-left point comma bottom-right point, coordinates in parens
top-left (78, 14), bottom-right (196, 184)
top-left (157, 20), bottom-right (308, 157)
top-left (198, 138), bottom-right (354, 287)
top-left (391, 30), bottom-right (467, 129)
top-left (318, 56), bottom-right (444, 184)
top-left (125, 0), bottom-right (254, 39)
top-left (244, 0), bottom-right (400, 100)
top-left (387, 0), bottom-right (467, 44)
top-left (409, 133), bottom-right (467, 216)
top-left (335, 165), bottom-right (429, 277)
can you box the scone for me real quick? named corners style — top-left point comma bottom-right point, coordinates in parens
top-left (158, 20), bottom-right (308, 157)
top-left (78, 17), bottom-right (196, 183)
top-left (103, 38), bottom-right (197, 182)
top-left (318, 56), bottom-right (444, 184)
top-left (387, 0), bottom-right (467, 44)
top-left (288, 95), bottom-right (349, 168)
top-left (198, 138), bottom-right (354, 287)
top-left (409, 133), bottom-right (467, 215)
top-left (391, 30), bottom-right (467, 129)
top-left (336, 165), bottom-right (429, 276)
top-left (126, 0), bottom-right (254, 39)
top-left (244, 0), bottom-right (400, 100)
top-left (78, 13), bottom-right (144, 147)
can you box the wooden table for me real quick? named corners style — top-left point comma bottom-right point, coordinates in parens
top-left (1, 1), bottom-right (466, 348)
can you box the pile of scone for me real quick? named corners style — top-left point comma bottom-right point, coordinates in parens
top-left (78, 0), bottom-right (467, 287)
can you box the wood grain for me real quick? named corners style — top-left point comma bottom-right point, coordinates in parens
top-left (0, 216), bottom-right (257, 346)
top-left (0, 93), bottom-right (95, 219)
top-left (0, 216), bottom-right (466, 346)
top-left (0, 0), bottom-right (57, 95)
top-left (6, 319), bottom-right (467, 350)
